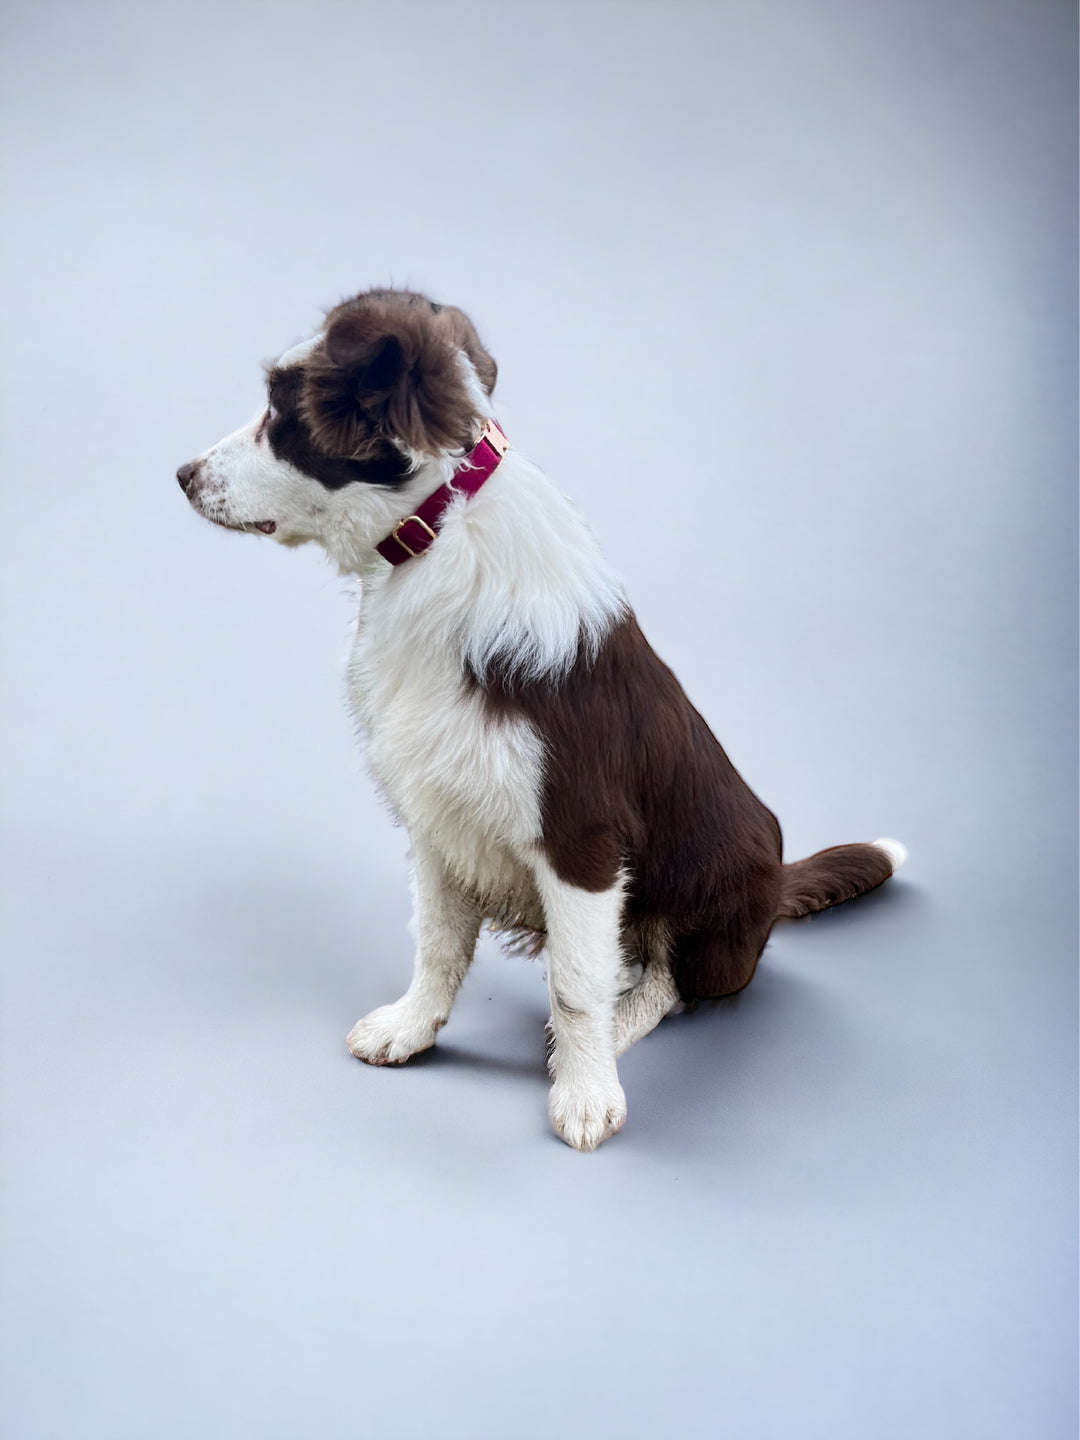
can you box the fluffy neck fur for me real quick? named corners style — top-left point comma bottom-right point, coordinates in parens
top-left (345, 447), bottom-right (626, 684)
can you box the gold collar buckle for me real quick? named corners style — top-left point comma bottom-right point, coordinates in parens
top-left (391, 514), bottom-right (437, 557)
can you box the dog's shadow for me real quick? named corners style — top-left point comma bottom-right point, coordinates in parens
top-left (407, 1041), bottom-right (549, 1084)
top-left (617, 879), bottom-right (926, 1150)
top-left (168, 848), bottom-right (923, 1147)
top-left (415, 878), bottom-right (925, 1148)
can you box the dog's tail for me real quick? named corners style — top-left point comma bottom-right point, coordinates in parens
top-left (777, 838), bottom-right (907, 919)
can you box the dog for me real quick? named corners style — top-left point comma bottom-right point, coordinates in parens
top-left (177, 286), bottom-right (906, 1151)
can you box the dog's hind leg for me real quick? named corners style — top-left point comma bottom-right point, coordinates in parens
top-left (613, 950), bottom-right (680, 1056)
top-left (347, 836), bottom-right (481, 1066)
top-left (670, 911), bottom-right (774, 1001)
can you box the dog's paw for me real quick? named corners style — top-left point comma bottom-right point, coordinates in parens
top-left (549, 1078), bottom-right (627, 1152)
top-left (346, 1001), bottom-right (444, 1066)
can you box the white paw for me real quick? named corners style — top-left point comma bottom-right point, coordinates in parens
top-left (549, 1078), bottom-right (627, 1152)
top-left (346, 1000), bottom-right (444, 1066)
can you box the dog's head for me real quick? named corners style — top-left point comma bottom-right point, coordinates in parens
top-left (177, 288), bottom-right (497, 563)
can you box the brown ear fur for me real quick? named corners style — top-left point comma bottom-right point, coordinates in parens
top-left (302, 292), bottom-right (495, 458)
top-left (441, 305), bottom-right (498, 395)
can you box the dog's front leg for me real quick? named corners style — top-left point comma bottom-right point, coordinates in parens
top-left (531, 854), bottom-right (627, 1151)
top-left (347, 839), bottom-right (480, 1066)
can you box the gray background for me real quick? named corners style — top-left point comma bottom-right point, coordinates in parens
top-left (2, 2), bottom-right (1076, 1437)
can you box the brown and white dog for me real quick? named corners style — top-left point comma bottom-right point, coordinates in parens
top-left (177, 287), bottom-right (906, 1151)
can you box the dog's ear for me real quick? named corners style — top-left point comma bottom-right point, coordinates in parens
top-left (302, 299), bottom-right (481, 457)
top-left (441, 305), bottom-right (498, 396)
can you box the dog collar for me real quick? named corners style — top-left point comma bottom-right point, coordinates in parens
top-left (376, 419), bottom-right (510, 566)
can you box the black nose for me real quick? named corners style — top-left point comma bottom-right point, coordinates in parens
top-left (177, 460), bottom-right (202, 493)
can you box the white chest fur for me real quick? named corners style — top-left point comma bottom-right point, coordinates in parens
top-left (346, 598), bottom-right (545, 904)
top-left (343, 451), bottom-right (624, 912)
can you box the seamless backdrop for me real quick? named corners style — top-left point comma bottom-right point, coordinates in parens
top-left (1, 3), bottom-right (1076, 1439)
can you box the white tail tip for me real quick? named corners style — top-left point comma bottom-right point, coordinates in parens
top-left (872, 837), bottom-right (908, 873)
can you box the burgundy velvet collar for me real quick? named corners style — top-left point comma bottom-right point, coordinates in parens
top-left (375, 419), bottom-right (509, 566)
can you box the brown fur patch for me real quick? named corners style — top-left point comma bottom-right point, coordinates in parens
top-left (474, 615), bottom-right (900, 1000)
top-left (439, 304), bottom-right (498, 395)
top-left (266, 363), bottom-right (409, 490)
top-left (474, 613), bottom-right (786, 1000)
top-left (301, 289), bottom-right (496, 458)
